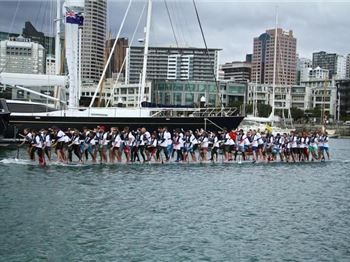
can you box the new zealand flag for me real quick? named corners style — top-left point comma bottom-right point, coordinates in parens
top-left (66, 10), bottom-right (84, 26)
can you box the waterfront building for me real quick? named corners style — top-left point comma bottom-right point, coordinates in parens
top-left (301, 78), bottom-right (337, 116)
top-left (247, 83), bottom-right (292, 112)
top-left (335, 79), bottom-right (350, 119)
top-left (81, 0), bottom-right (107, 84)
top-left (151, 80), bottom-right (246, 108)
top-left (290, 85), bottom-right (311, 110)
top-left (0, 22), bottom-right (55, 57)
top-left (105, 37), bottom-right (128, 79)
top-left (0, 36), bottom-right (45, 74)
top-left (125, 46), bottom-right (220, 84)
top-left (251, 28), bottom-right (297, 85)
top-left (345, 54), bottom-right (350, 79)
top-left (22, 21), bottom-right (55, 56)
top-left (312, 51), bottom-right (346, 79)
top-left (220, 61), bottom-right (251, 83)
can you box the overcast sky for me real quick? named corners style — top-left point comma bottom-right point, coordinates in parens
top-left (0, 0), bottom-right (349, 63)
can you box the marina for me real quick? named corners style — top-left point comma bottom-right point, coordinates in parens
top-left (0, 0), bottom-right (349, 261)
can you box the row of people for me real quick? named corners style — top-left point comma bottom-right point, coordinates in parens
top-left (19, 125), bottom-right (330, 166)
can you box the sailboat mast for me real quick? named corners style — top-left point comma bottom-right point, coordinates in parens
top-left (271, 10), bottom-right (278, 123)
top-left (55, 0), bottom-right (61, 75)
top-left (89, 0), bottom-right (133, 108)
top-left (140, 0), bottom-right (152, 107)
top-left (54, 0), bottom-right (61, 108)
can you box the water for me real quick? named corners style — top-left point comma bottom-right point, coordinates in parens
top-left (0, 139), bottom-right (349, 261)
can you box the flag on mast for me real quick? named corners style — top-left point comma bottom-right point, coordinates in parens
top-left (66, 9), bottom-right (84, 26)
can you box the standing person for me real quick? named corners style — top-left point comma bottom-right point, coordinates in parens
top-left (182, 130), bottom-right (193, 162)
top-left (146, 131), bottom-right (158, 162)
top-left (299, 131), bottom-right (309, 162)
top-left (223, 129), bottom-right (233, 161)
top-left (289, 131), bottom-right (298, 162)
top-left (198, 131), bottom-right (209, 161)
top-left (19, 128), bottom-right (35, 161)
top-left (235, 130), bottom-right (246, 162)
top-left (189, 130), bottom-right (198, 162)
top-left (322, 131), bottom-right (330, 160)
top-left (157, 127), bottom-right (169, 162)
top-left (85, 131), bottom-right (97, 163)
top-left (209, 131), bottom-right (220, 162)
top-left (81, 127), bottom-right (90, 161)
top-left (33, 130), bottom-right (46, 166)
top-left (68, 129), bottom-right (83, 163)
top-left (317, 131), bottom-right (325, 161)
top-left (140, 127), bottom-right (150, 162)
top-left (308, 132), bottom-right (319, 161)
top-left (122, 126), bottom-right (133, 163)
top-left (251, 130), bottom-right (259, 162)
top-left (109, 127), bottom-right (118, 163)
top-left (43, 129), bottom-right (52, 161)
top-left (131, 129), bottom-right (141, 162)
top-left (95, 126), bottom-right (108, 163)
top-left (52, 126), bottom-right (67, 163)
top-left (172, 129), bottom-right (183, 162)
top-left (164, 127), bottom-right (173, 159)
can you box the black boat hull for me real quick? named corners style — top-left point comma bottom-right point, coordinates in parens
top-left (2, 115), bottom-right (244, 138)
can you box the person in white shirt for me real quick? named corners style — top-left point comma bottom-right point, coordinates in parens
top-left (251, 130), bottom-right (259, 162)
top-left (109, 127), bottom-right (120, 163)
top-left (43, 129), bottom-right (52, 161)
top-left (322, 131), bottom-right (330, 160)
top-left (146, 131), bottom-right (158, 162)
top-left (140, 127), bottom-right (150, 162)
top-left (19, 128), bottom-right (35, 161)
top-left (122, 126), bottom-right (133, 163)
top-left (172, 129), bottom-right (183, 162)
top-left (157, 127), bottom-right (170, 162)
top-left (53, 126), bottom-right (67, 162)
top-left (67, 129), bottom-right (83, 163)
top-left (198, 131), bottom-right (209, 161)
top-left (33, 129), bottom-right (46, 166)
top-left (209, 131), bottom-right (220, 162)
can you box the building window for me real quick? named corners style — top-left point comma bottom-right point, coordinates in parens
top-left (185, 93), bottom-right (194, 104)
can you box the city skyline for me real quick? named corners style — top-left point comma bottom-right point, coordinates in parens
top-left (0, 0), bottom-right (349, 63)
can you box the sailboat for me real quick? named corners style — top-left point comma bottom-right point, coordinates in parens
top-left (0, 0), bottom-right (244, 140)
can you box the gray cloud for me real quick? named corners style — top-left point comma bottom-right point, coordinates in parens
top-left (0, 0), bottom-right (349, 63)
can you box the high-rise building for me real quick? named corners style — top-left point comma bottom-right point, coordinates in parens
top-left (335, 79), bottom-right (350, 119)
top-left (251, 28), bottom-right (297, 86)
top-left (336, 54), bottom-right (347, 79)
top-left (1, 22), bottom-right (55, 56)
top-left (296, 57), bottom-right (312, 84)
top-left (105, 37), bottom-right (128, 79)
top-left (22, 21), bottom-right (55, 56)
top-left (0, 36), bottom-right (45, 74)
top-left (346, 54), bottom-right (350, 79)
top-left (220, 61), bottom-right (251, 83)
top-left (81, 0), bottom-right (107, 84)
top-left (312, 51), bottom-right (346, 79)
top-left (125, 46), bottom-right (220, 84)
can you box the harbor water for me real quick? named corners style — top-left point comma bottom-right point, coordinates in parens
top-left (0, 139), bottom-right (349, 261)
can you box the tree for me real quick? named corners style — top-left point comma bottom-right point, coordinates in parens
top-left (290, 107), bottom-right (304, 120)
top-left (257, 103), bottom-right (272, 118)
